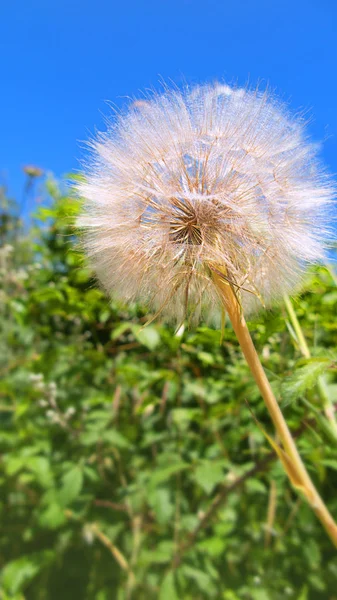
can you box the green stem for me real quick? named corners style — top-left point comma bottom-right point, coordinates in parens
top-left (283, 294), bottom-right (337, 437)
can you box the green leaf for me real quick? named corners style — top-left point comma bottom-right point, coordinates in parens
top-left (32, 288), bottom-right (64, 303)
top-left (101, 429), bottom-right (131, 448)
top-left (181, 565), bottom-right (215, 594)
top-left (249, 590), bottom-right (271, 600)
top-left (58, 466), bottom-right (83, 507)
top-left (321, 459), bottom-right (337, 471)
top-left (303, 539), bottom-right (321, 568)
top-left (83, 466), bottom-right (100, 482)
top-left (5, 456), bottom-right (25, 476)
top-left (298, 586), bottom-right (309, 600)
top-left (171, 407), bottom-right (202, 430)
top-left (245, 478), bottom-right (266, 494)
top-left (140, 541), bottom-right (175, 565)
top-left (38, 502), bottom-right (67, 529)
top-left (1, 552), bottom-right (54, 594)
top-left (147, 462), bottom-right (189, 489)
top-left (197, 351), bottom-right (215, 365)
top-left (132, 325), bottom-right (161, 350)
top-left (281, 359), bottom-right (330, 405)
top-left (111, 322), bottom-right (131, 340)
top-left (80, 430), bottom-right (101, 446)
top-left (159, 572), bottom-right (179, 600)
top-left (194, 462), bottom-right (224, 494)
top-left (197, 536), bottom-right (226, 557)
top-left (301, 398), bottom-right (337, 444)
top-left (147, 488), bottom-right (174, 524)
top-left (27, 457), bottom-right (54, 489)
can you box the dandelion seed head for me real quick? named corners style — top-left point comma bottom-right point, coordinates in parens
top-left (77, 83), bottom-right (335, 323)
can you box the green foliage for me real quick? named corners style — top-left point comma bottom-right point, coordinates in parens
top-left (0, 181), bottom-right (337, 599)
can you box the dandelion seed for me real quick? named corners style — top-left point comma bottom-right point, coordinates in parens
top-left (77, 83), bottom-right (334, 323)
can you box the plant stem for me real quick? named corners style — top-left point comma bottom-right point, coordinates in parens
top-left (90, 523), bottom-right (132, 573)
top-left (212, 272), bottom-right (337, 547)
top-left (283, 294), bottom-right (311, 358)
top-left (264, 480), bottom-right (277, 548)
top-left (283, 294), bottom-right (337, 435)
top-left (173, 420), bottom-right (313, 565)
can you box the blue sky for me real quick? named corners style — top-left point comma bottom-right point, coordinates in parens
top-left (1, 0), bottom-right (337, 211)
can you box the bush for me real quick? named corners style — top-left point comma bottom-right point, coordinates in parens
top-left (1, 181), bottom-right (337, 599)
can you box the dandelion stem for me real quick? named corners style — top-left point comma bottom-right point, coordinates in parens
top-left (283, 294), bottom-right (337, 436)
top-left (213, 272), bottom-right (337, 547)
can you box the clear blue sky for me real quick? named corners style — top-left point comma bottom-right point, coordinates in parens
top-left (1, 0), bottom-right (337, 210)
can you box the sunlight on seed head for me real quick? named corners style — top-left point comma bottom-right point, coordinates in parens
top-left (77, 83), bottom-right (335, 323)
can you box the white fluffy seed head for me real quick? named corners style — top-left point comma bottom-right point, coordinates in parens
top-left (77, 83), bottom-right (335, 324)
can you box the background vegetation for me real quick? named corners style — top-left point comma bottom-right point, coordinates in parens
top-left (1, 179), bottom-right (337, 599)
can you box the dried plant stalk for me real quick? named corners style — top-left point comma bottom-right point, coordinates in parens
top-left (212, 271), bottom-right (337, 547)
